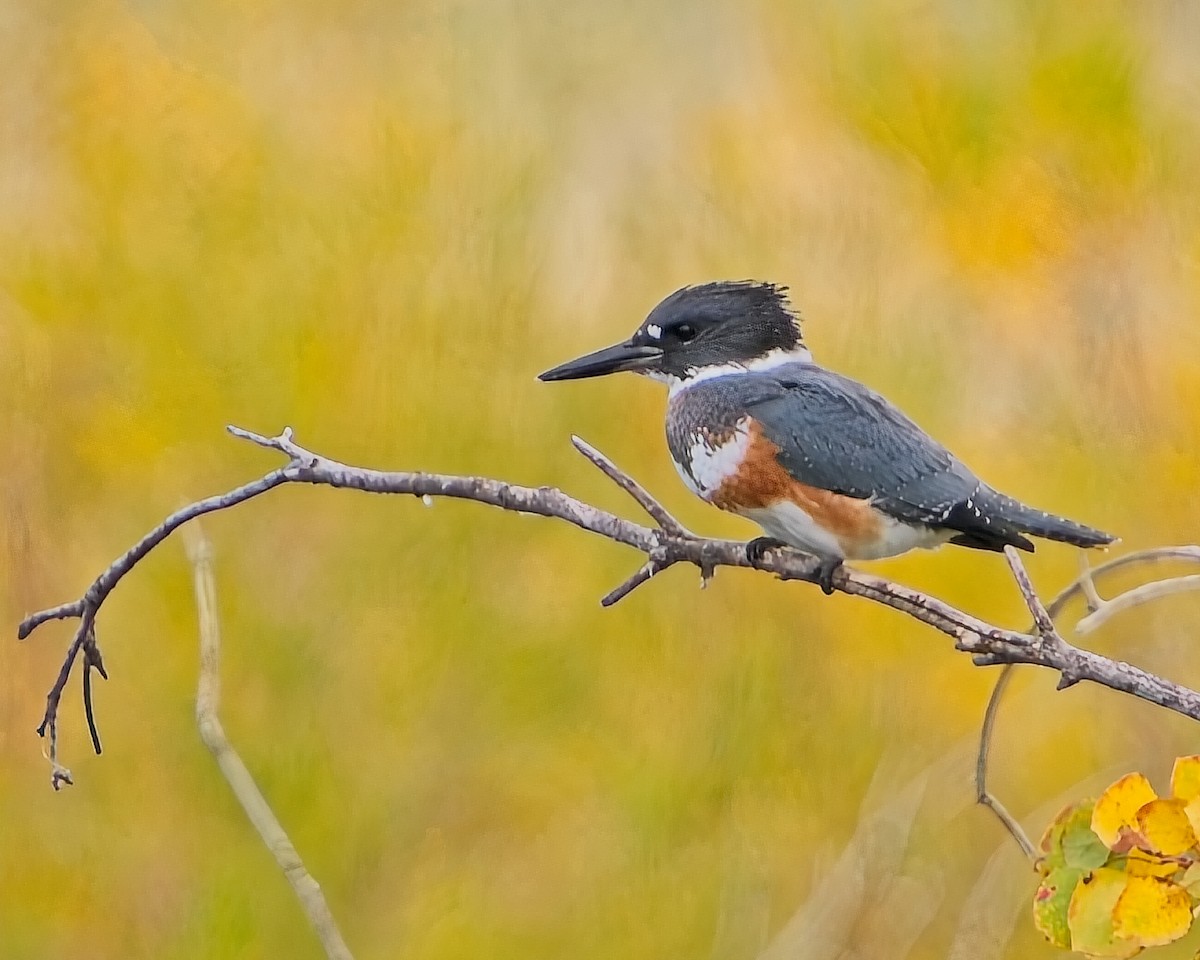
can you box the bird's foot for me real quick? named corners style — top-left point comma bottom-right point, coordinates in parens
top-left (814, 557), bottom-right (843, 596)
top-left (745, 536), bottom-right (788, 567)
top-left (745, 539), bottom-right (842, 595)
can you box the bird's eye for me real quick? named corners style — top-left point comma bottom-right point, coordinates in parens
top-left (673, 322), bottom-right (697, 342)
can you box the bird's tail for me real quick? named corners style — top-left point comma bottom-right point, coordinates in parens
top-left (975, 487), bottom-right (1117, 549)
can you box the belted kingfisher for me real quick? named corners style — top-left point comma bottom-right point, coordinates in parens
top-left (539, 281), bottom-right (1115, 593)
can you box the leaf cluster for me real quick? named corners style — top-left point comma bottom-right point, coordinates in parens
top-left (1035, 757), bottom-right (1200, 957)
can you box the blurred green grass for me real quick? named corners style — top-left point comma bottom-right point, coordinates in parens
top-left (3, 1), bottom-right (1200, 957)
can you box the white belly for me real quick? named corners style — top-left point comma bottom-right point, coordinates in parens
top-left (744, 500), bottom-right (953, 561)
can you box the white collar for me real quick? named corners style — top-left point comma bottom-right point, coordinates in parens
top-left (653, 346), bottom-right (813, 395)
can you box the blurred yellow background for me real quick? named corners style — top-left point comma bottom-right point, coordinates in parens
top-left (3, 1), bottom-right (1200, 957)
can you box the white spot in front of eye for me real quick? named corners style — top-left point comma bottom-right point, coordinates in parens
top-left (646, 324), bottom-right (662, 339)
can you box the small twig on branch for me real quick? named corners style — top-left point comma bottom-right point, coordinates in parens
top-left (185, 524), bottom-right (355, 960)
top-left (1076, 575), bottom-right (1200, 636)
top-left (1003, 547), bottom-right (1059, 643)
top-left (1077, 553), bottom-right (1105, 614)
top-left (571, 435), bottom-right (692, 538)
top-left (16, 426), bottom-right (1200, 785)
top-left (601, 561), bottom-right (664, 607)
top-left (570, 434), bottom-right (707, 605)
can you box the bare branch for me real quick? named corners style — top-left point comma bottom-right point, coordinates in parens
top-left (18, 467), bottom-right (293, 640)
top-left (17, 425), bottom-right (1200, 782)
top-left (976, 544), bottom-right (1200, 856)
top-left (185, 525), bottom-right (355, 960)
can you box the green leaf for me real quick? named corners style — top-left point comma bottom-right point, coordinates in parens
top-left (1181, 862), bottom-right (1200, 898)
top-left (1064, 817), bottom-right (1112, 871)
top-left (1034, 866), bottom-right (1083, 949)
top-left (1042, 801), bottom-right (1100, 871)
top-left (1068, 867), bottom-right (1142, 958)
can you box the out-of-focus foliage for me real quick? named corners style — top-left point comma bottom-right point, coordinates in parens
top-left (1034, 759), bottom-right (1200, 957)
top-left (3, 1), bottom-right (1200, 958)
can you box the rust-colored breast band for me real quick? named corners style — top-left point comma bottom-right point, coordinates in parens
top-left (711, 422), bottom-right (884, 546)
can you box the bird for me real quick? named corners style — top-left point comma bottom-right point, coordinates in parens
top-left (539, 280), bottom-right (1116, 594)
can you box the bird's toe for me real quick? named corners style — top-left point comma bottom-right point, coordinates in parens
top-left (815, 557), bottom-right (843, 595)
top-left (745, 536), bottom-right (788, 566)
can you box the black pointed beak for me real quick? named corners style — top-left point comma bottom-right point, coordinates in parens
top-left (538, 340), bottom-right (663, 382)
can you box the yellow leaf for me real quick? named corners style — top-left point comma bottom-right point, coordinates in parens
top-left (1112, 875), bottom-right (1193, 947)
top-left (1125, 849), bottom-right (1181, 879)
top-left (1093, 774), bottom-right (1158, 849)
top-left (1185, 797), bottom-right (1200, 843)
top-left (1171, 756), bottom-right (1200, 801)
top-left (1135, 798), bottom-right (1198, 857)
top-left (1069, 868), bottom-right (1142, 958)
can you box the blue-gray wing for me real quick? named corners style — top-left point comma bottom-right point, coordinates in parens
top-left (728, 363), bottom-right (981, 526)
top-left (669, 362), bottom-right (1111, 550)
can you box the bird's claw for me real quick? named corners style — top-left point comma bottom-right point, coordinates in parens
top-left (746, 538), bottom-right (842, 595)
top-left (814, 558), bottom-right (842, 595)
top-left (745, 537), bottom-right (788, 567)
